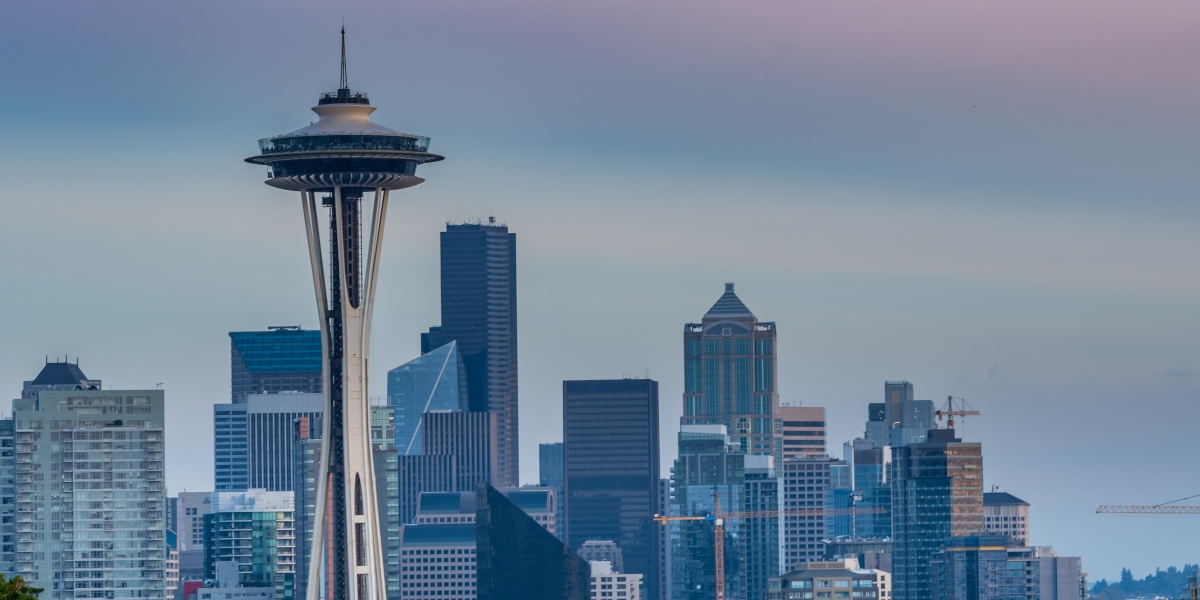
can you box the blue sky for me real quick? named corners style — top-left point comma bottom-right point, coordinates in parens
top-left (1, 0), bottom-right (1199, 580)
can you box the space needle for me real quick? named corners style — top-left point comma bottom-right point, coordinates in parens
top-left (245, 29), bottom-right (444, 600)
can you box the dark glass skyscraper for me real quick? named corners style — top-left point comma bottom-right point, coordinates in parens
top-left (891, 429), bottom-right (984, 600)
top-left (423, 221), bottom-right (518, 488)
top-left (563, 379), bottom-right (660, 599)
top-left (475, 483), bottom-right (589, 600)
top-left (229, 327), bottom-right (323, 402)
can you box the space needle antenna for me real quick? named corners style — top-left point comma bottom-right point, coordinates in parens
top-left (339, 25), bottom-right (348, 90)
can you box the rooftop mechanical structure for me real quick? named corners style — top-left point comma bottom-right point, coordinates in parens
top-left (245, 29), bottom-right (444, 600)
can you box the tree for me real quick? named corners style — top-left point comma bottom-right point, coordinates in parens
top-left (0, 574), bottom-right (43, 600)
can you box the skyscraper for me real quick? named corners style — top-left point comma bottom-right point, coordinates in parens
top-left (0, 419), bottom-right (14, 576)
top-left (891, 429), bottom-right (983, 600)
top-left (982, 492), bottom-right (1030, 547)
top-left (422, 221), bottom-right (518, 488)
top-left (13, 378), bottom-right (166, 599)
top-left (881, 381), bottom-right (935, 448)
top-left (539, 442), bottom-right (566, 540)
top-left (230, 327), bottom-right (323, 402)
top-left (388, 341), bottom-right (469, 455)
top-left (214, 393), bottom-right (323, 492)
top-left (244, 28), bottom-right (444, 600)
top-left (681, 283), bottom-right (781, 466)
top-left (563, 379), bottom-right (660, 600)
top-left (743, 456), bottom-right (782, 600)
top-left (670, 425), bottom-right (746, 600)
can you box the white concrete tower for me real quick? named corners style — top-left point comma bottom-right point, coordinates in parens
top-left (245, 29), bottom-right (444, 600)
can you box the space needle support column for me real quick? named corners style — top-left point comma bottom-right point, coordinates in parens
top-left (301, 190), bottom-right (333, 600)
top-left (358, 187), bottom-right (389, 600)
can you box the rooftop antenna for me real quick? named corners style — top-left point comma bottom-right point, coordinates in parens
top-left (339, 25), bottom-right (348, 90)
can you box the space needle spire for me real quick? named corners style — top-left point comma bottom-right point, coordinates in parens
top-left (339, 25), bottom-right (348, 90)
top-left (245, 29), bottom-right (444, 600)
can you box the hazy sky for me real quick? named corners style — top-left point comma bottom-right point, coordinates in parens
top-left (2, 0), bottom-right (1199, 581)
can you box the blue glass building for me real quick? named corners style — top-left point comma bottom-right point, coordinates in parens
top-left (229, 327), bottom-right (323, 402)
top-left (388, 341), bottom-right (469, 455)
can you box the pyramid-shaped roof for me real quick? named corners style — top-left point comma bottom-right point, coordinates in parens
top-left (704, 283), bottom-right (754, 319)
top-left (30, 361), bottom-right (90, 386)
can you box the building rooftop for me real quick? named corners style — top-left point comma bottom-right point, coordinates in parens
top-left (30, 360), bottom-right (91, 386)
top-left (703, 283), bottom-right (755, 319)
top-left (983, 492), bottom-right (1029, 506)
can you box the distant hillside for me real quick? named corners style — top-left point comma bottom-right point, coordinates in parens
top-left (1092, 567), bottom-right (1197, 600)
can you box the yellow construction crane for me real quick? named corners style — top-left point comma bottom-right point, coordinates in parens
top-left (653, 492), bottom-right (886, 600)
top-left (936, 396), bottom-right (980, 429)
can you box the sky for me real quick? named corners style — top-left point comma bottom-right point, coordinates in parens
top-left (1, 0), bottom-right (1199, 581)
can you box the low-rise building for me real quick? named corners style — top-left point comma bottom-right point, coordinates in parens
top-left (767, 559), bottom-right (891, 600)
top-left (590, 561), bottom-right (643, 600)
top-left (578, 541), bottom-right (625, 574)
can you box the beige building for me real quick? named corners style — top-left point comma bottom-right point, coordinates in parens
top-left (767, 558), bottom-right (891, 600)
top-left (983, 492), bottom-right (1030, 546)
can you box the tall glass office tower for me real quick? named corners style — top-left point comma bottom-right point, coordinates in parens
top-left (388, 341), bottom-right (468, 455)
top-left (422, 221), bottom-right (518, 488)
top-left (681, 283), bottom-right (781, 467)
top-left (891, 429), bottom-right (983, 600)
top-left (562, 379), bottom-right (660, 600)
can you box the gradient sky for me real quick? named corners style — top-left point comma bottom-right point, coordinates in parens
top-left (2, 0), bottom-right (1199, 581)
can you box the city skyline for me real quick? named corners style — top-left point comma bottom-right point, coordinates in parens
top-left (2, 0), bottom-right (1200, 583)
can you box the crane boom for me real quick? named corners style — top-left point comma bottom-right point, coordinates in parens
top-left (1096, 505), bottom-right (1200, 514)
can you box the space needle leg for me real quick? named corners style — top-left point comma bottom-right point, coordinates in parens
top-left (303, 191), bottom-right (332, 600)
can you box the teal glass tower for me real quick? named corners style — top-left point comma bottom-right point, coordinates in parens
top-left (245, 29), bottom-right (444, 600)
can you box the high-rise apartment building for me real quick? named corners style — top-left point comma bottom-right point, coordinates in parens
top-left (563, 379), bottom-right (660, 600)
top-left (20, 359), bottom-right (100, 399)
top-left (589, 561), bottom-right (643, 600)
top-left (422, 221), bottom-right (519, 488)
top-left (13, 383), bottom-right (166, 599)
top-left (657, 479), bottom-right (671, 600)
top-left (891, 429), bottom-right (983, 600)
top-left (983, 493), bottom-right (1030, 547)
top-left (203, 490), bottom-right (295, 600)
top-left (778, 405), bottom-right (826, 460)
top-left (781, 457), bottom-right (844, 570)
top-left (0, 419), bottom-right (14, 576)
top-left (389, 342), bottom-right (469, 455)
top-left (539, 443), bottom-right (565, 540)
top-left (229, 328), bottom-right (322, 402)
top-left (681, 283), bottom-right (781, 466)
top-left (214, 394), bottom-right (322, 492)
